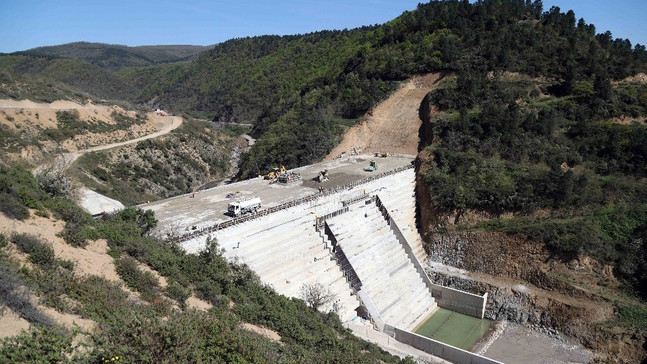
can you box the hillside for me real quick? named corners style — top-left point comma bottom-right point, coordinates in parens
top-left (22, 42), bottom-right (212, 72)
top-left (1, 0), bottom-right (647, 362)
top-left (0, 55), bottom-right (136, 102)
top-left (414, 68), bottom-right (647, 361)
top-left (119, 1), bottom-right (647, 179)
top-left (2, 1), bottom-right (646, 180)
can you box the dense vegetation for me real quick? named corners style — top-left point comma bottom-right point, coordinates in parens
top-left (2, 1), bottom-right (646, 179)
top-left (21, 42), bottom-right (211, 72)
top-left (0, 55), bottom-right (136, 102)
top-left (0, 163), bottom-right (410, 363)
top-left (123, 0), bottom-right (647, 178)
top-left (416, 4), bottom-right (647, 297)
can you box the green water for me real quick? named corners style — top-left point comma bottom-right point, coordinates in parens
top-left (414, 308), bottom-right (491, 351)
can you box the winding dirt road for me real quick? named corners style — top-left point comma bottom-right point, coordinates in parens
top-left (63, 114), bottom-right (183, 165)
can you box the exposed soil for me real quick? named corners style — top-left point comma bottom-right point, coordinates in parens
top-left (0, 211), bottom-right (120, 337)
top-left (241, 322), bottom-right (282, 343)
top-left (476, 322), bottom-right (594, 364)
top-left (324, 73), bottom-right (445, 160)
top-left (0, 213), bottom-right (120, 282)
top-left (186, 295), bottom-right (213, 311)
top-left (0, 308), bottom-right (30, 339)
top-left (618, 72), bottom-right (647, 84)
top-left (0, 98), bottom-right (182, 164)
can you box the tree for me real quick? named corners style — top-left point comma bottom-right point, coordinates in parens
top-left (35, 160), bottom-right (77, 199)
top-left (299, 282), bottom-right (335, 311)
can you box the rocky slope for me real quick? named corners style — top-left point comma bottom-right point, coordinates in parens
top-left (415, 154), bottom-right (647, 363)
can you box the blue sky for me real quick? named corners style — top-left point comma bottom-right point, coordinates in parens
top-left (0, 0), bottom-right (645, 53)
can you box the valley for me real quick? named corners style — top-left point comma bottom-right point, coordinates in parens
top-left (1, 1), bottom-right (646, 363)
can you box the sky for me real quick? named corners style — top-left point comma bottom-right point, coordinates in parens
top-left (0, 0), bottom-right (645, 53)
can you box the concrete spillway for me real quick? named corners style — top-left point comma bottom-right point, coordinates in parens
top-left (326, 200), bottom-right (437, 330)
top-left (177, 163), bottom-right (428, 324)
top-left (150, 156), bottom-right (496, 364)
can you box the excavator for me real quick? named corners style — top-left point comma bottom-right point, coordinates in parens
top-left (264, 166), bottom-right (286, 181)
top-left (317, 169), bottom-right (329, 183)
top-left (364, 160), bottom-right (378, 172)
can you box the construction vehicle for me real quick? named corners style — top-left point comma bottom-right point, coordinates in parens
top-left (364, 160), bottom-right (378, 172)
top-left (264, 165), bottom-right (288, 183)
top-left (227, 197), bottom-right (261, 216)
top-left (278, 171), bottom-right (302, 184)
top-left (317, 169), bottom-right (329, 183)
top-left (264, 167), bottom-right (281, 180)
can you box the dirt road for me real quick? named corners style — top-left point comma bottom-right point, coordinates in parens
top-left (62, 114), bottom-right (183, 165)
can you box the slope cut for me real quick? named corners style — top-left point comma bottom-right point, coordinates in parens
top-left (325, 73), bottom-right (444, 160)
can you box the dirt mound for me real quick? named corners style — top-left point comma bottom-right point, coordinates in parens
top-left (620, 72), bottom-right (647, 84)
top-left (324, 73), bottom-right (445, 160)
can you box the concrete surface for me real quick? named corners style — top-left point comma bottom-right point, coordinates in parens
top-left (79, 187), bottom-right (125, 215)
top-left (144, 154), bottom-right (414, 237)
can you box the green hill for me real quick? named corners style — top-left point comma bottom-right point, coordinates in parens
top-left (117, 1), bottom-right (647, 178)
top-left (21, 42), bottom-right (212, 71)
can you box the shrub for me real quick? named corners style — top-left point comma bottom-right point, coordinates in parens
top-left (0, 192), bottom-right (29, 220)
top-left (0, 263), bottom-right (54, 327)
top-left (115, 256), bottom-right (160, 302)
top-left (47, 197), bottom-right (92, 225)
top-left (11, 233), bottom-right (56, 267)
top-left (35, 162), bottom-right (77, 198)
top-left (0, 233), bottom-right (7, 248)
top-left (0, 328), bottom-right (73, 363)
top-left (165, 281), bottom-right (190, 307)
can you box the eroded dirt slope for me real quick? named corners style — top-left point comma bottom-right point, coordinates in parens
top-left (325, 73), bottom-right (445, 160)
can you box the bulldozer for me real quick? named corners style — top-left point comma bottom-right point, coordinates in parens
top-left (364, 160), bottom-right (378, 172)
top-left (317, 169), bottom-right (329, 183)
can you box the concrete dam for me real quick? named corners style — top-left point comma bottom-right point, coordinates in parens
top-left (146, 155), bottom-right (497, 364)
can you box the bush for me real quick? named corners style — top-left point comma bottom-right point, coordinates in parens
top-left (115, 256), bottom-right (160, 302)
top-left (165, 281), bottom-right (190, 306)
top-left (11, 233), bottom-right (56, 267)
top-left (35, 162), bottom-right (77, 198)
top-left (0, 328), bottom-right (73, 363)
top-left (0, 262), bottom-right (54, 327)
top-left (0, 192), bottom-right (29, 220)
top-left (0, 233), bottom-right (7, 248)
top-left (47, 197), bottom-right (92, 225)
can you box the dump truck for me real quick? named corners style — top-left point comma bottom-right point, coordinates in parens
top-left (227, 197), bottom-right (261, 216)
top-left (364, 160), bottom-right (378, 172)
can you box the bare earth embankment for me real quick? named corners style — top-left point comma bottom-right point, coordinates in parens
top-left (325, 73), bottom-right (444, 160)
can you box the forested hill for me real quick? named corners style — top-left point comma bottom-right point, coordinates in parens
top-left (121, 0), bottom-right (647, 178)
top-left (20, 42), bottom-right (212, 71)
top-left (1, 1), bottom-right (646, 178)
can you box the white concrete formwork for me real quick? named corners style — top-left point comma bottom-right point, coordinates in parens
top-left (374, 169), bottom-right (428, 264)
top-left (327, 202), bottom-right (436, 330)
top-left (179, 195), bottom-right (360, 322)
